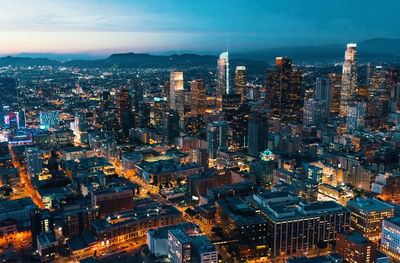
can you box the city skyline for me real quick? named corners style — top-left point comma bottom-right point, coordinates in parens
top-left (1, 0), bottom-right (400, 55)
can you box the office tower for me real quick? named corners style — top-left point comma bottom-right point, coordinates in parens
top-left (26, 147), bottom-right (43, 178)
top-left (250, 149), bottom-right (274, 186)
top-left (367, 66), bottom-right (389, 117)
top-left (366, 62), bottom-right (374, 86)
top-left (184, 115), bottom-right (205, 137)
top-left (170, 71), bottom-right (185, 119)
top-left (339, 43), bottom-right (358, 117)
top-left (247, 111), bottom-right (268, 157)
top-left (190, 148), bottom-right (209, 169)
top-left (217, 51), bottom-right (229, 111)
top-left (266, 57), bottom-right (303, 123)
top-left (102, 91), bottom-right (111, 110)
top-left (132, 77), bottom-right (143, 111)
top-left (163, 110), bottom-right (180, 145)
top-left (231, 103), bottom-right (250, 150)
top-left (164, 80), bottom-right (170, 106)
top-left (39, 111), bottom-right (59, 130)
top-left (303, 98), bottom-right (326, 126)
top-left (150, 97), bottom-right (168, 128)
top-left (381, 217), bottom-right (400, 261)
top-left (336, 231), bottom-right (377, 263)
top-left (190, 79), bottom-right (206, 115)
top-left (328, 73), bottom-right (342, 116)
top-left (315, 77), bottom-right (331, 117)
top-left (235, 66), bottom-right (247, 103)
top-left (168, 229), bottom-right (192, 263)
top-left (346, 102), bottom-right (366, 132)
top-left (207, 121), bottom-right (228, 160)
top-left (30, 209), bottom-right (53, 248)
top-left (347, 197), bottom-right (394, 242)
top-left (386, 68), bottom-right (399, 112)
top-left (17, 110), bottom-right (26, 129)
top-left (222, 93), bottom-right (241, 122)
top-left (116, 87), bottom-right (134, 137)
top-left (137, 100), bottom-right (151, 128)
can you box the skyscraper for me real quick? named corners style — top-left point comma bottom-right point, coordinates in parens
top-left (169, 71), bottom-right (184, 119)
top-left (328, 73), bottom-right (342, 116)
top-left (207, 121), bottom-right (228, 160)
top-left (235, 66), bottom-right (246, 103)
top-left (303, 98), bottom-right (326, 126)
top-left (315, 77), bottom-right (331, 117)
top-left (247, 111), bottom-right (268, 157)
top-left (266, 57), bottom-right (303, 123)
top-left (339, 43), bottom-right (358, 117)
top-left (132, 77), bottom-right (144, 112)
top-left (26, 147), bottom-right (43, 178)
top-left (163, 110), bottom-right (180, 146)
top-left (190, 79), bottom-right (206, 115)
top-left (347, 102), bottom-right (366, 132)
top-left (116, 86), bottom-right (133, 137)
top-left (217, 52), bottom-right (229, 111)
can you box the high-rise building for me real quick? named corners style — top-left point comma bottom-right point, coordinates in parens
top-left (315, 77), bottom-right (332, 117)
top-left (190, 79), bottom-right (206, 115)
top-left (339, 43), bottom-right (358, 117)
top-left (150, 97), bottom-right (168, 128)
top-left (231, 103), bottom-right (250, 150)
top-left (347, 102), bottom-right (366, 132)
top-left (39, 111), bottom-right (60, 130)
top-left (247, 111), bottom-right (268, 157)
top-left (207, 121), bottom-right (228, 160)
top-left (222, 93), bottom-right (241, 122)
top-left (137, 100), bottom-right (151, 128)
top-left (266, 57), bottom-right (303, 123)
top-left (116, 87), bottom-right (134, 137)
top-left (132, 77), bottom-right (144, 112)
top-left (328, 73), bottom-right (342, 116)
top-left (250, 149), bottom-right (275, 186)
top-left (381, 217), bottom-right (400, 261)
top-left (336, 231), bottom-right (377, 263)
top-left (26, 147), bottom-right (43, 178)
top-left (303, 98), bottom-right (326, 126)
top-left (170, 71), bottom-right (185, 119)
top-left (235, 66), bottom-right (246, 103)
top-left (347, 197), bottom-right (394, 242)
top-left (217, 52), bottom-right (229, 111)
top-left (163, 110), bottom-right (180, 145)
top-left (168, 229), bottom-right (192, 263)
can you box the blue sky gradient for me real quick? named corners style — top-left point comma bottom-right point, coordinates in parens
top-left (0, 0), bottom-right (399, 54)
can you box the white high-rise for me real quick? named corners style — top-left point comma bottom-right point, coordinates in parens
top-left (216, 51), bottom-right (229, 110)
top-left (169, 71), bottom-right (184, 119)
top-left (339, 43), bottom-right (358, 117)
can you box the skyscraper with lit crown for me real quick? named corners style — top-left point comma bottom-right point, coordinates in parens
top-left (339, 43), bottom-right (358, 117)
top-left (235, 66), bottom-right (246, 103)
top-left (217, 52), bottom-right (229, 111)
top-left (169, 71), bottom-right (184, 119)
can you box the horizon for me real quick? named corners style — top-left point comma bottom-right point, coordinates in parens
top-left (1, 0), bottom-right (400, 55)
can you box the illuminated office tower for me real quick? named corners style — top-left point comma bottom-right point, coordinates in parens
top-left (39, 111), bottom-right (59, 130)
top-left (303, 98), bottom-right (326, 126)
top-left (328, 73), bottom-right (342, 116)
top-left (150, 97), bottom-right (168, 128)
top-left (347, 102), bottom-right (366, 132)
top-left (339, 43), bottom-right (358, 117)
top-left (216, 52), bottom-right (229, 111)
top-left (170, 71), bottom-right (184, 119)
top-left (163, 110), bottom-right (180, 146)
top-left (116, 87), bottom-right (133, 137)
top-left (315, 77), bottom-right (331, 117)
top-left (231, 103), bottom-right (250, 151)
top-left (207, 121), bottom-right (228, 160)
top-left (190, 79), bottom-right (206, 115)
top-left (266, 57), bottom-right (303, 123)
top-left (247, 111), bottom-right (268, 157)
top-left (26, 147), bottom-right (43, 178)
top-left (137, 100), bottom-right (151, 128)
top-left (235, 66), bottom-right (247, 103)
top-left (381, 217), bottom-right (400, 261)
top-left (132, 77), bottom-right (143, 112)
top-left (102, 91), bottom-right (112, 110)
top-left (386, 68), bottom-right (399, 112)
top-left (347, 197), bottom-right (394, 242)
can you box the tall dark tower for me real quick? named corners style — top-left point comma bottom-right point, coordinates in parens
top-left (190, 79), bottom-right (207, 115)
top-left (266, 57), bottom-right (303, 123)
top-left (117, 87), bottom-right (134, 137)
top-left (132, 77), bottom-right (144, 111)
top-left (247, 110), bottom-right (268, 157)
top-left (163, 110), bottom-right (180, 145)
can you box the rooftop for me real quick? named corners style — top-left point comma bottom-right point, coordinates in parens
top-left (340, 231), bottom-right (371, 246)
top-left (347, 197), bottom-right (394, 212)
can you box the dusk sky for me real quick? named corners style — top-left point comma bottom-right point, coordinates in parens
top-left (1, 0), bottom-right (399, 55)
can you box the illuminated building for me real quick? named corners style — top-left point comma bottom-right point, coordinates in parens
top-left (222, 93), bottom-right (241, 122)
top-left (137, 100), bottom-right (151, 128)
top-left (247, 111), bottom-right (268, 157)
top-left (60, 206), bottom-right (99, 238)
top-left (90, 186), bottom-right (135, 218)
top-left (30, 209), bottom-right (53, 248)
top-left (339, 43), bottom-right (358, 117)
top-left (39, 111), bottom-right (60, 130)
top-left (190, 148), bottom-right (209, 169)
top-left (347, 197), bottom-right (394, 242)
top-left (132, 77), bottom-right (144, 112)
top-left (26, 146), bottom-right (43, 178)
top-left (235, 66), bottom-right (247, 103)
top-left (266, 57), bottom-right (303, 123)
top-left (0, 198), bottom-right (38, 228)
top-left (116, 86), bottom-right (134, 137)
top-left (37, 231), bottom-right (58, 262)
top-left (250, 149), bottom-right (275, 186)
top-left (315, 77), bottom-right (331, 117)
top-left (371, 172), bottom-right (400, 203)
top-left (336, 231), bottom-right (377, 263)
top-left (381, 217), bottom-right (400, 261)
top-left (184, 115), bottom-right (205, 137)
top-left (303, 98), bottom-right (326, 126)
top-left (328, 73), bottom-right (341, 116)
top-left (207, 121), bottom-right (228, 160)
top-left (101, 90), bottom-right (112, 110)
top-left (163, 110), bottom-right (180, 145)
top-left (346, 102), bottom-right (366, 132)
top-left (150, 97), bottom-right (168, 128)
top-left (191, 79), bottom-right (206, 115)
top-left (170, 71), bottom-right (184, 119)
top-left (217, 51), bottom-right (229, 111)
top-left (231, 103), bottom-right (250, 150)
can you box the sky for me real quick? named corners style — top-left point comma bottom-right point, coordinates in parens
top-left (0, 0), bottom-right (399, 55)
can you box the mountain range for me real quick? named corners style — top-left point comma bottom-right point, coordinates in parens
top-left (1, 38), bottom-right (399, 67)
